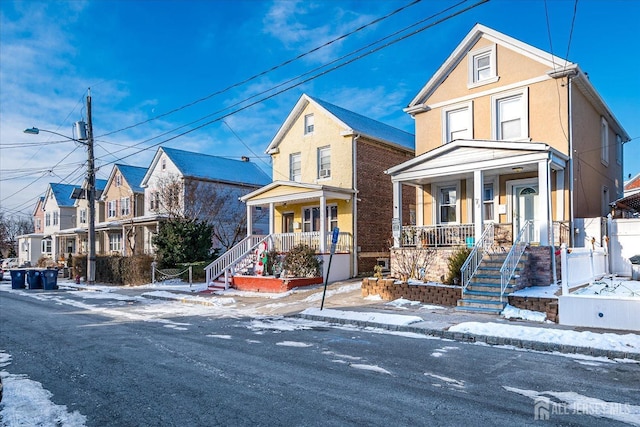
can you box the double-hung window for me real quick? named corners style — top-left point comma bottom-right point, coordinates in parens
top-left (290, 153), bottom-right (301, 182)
top-left (304, 114), bottom-right (314, 135)
top-left (109, 233), bottom-right (122, 252)
top-left (483, 183), bottom-right (495, 222)
top-left (53, 211), bottom-right (59, 226)
top-left (443, 102), bottom-right (472, 144)
top-left (120, 197), bottom-right (130, 216)
top-left (302, 205), bottom-right (338, 232)
top-left (468, 45), bottom-right (497, 87)
top-left (79, 209), bottom-right (87, 224)
top-left (492, 89), bottom-right (528, 141)
top-left (108, 200), bottom-right (117, 218)
top-left (318, 146), bottom-right (331, 179)
top-left (439, 186), bottom-right (457, 223)
top-left (45, 213), bottom-right (51, 227)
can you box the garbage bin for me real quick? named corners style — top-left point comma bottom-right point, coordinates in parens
top-left (26, 269), bottom-right (43, 290)
top-left (10, 270), bottom-right (26, 289)
top-left (42, 269), bottom-right (59, 290)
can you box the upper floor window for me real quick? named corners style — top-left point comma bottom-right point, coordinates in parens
top-left (115, 173), bottom-right (122, 187)
top-left (492, 89), bottom-right (528, 141)
top-left (35, 218), bottom-right (42, 231)
top-left (616, 134), bottom-right (622, 166)
top-left (79, 209), bottom-right (87, 224)
top-left (150, 191), bottom-right (160, 211)
top-left (108, 200), bottom-right (117, 218)
top-left (53, 211), bottom-right (59, 226)
top-left (120, 197), bottom-right (130, 216)
top-left (601, 117), bottom-right (609, 166)
top-left (290, 153), bottom-right (301, 182)
top-left (467, 45), bottom-right (498, 87)
top-left (161, 158), bottom-right (167, 171)
top-left (442, 102), bottom-right (472, 144)
top-left (318, 146), bottom-right (331, 179)
top-left (304, 114), bottom-right (314, 135)
top-left (45, 213), bottom-right (51, 226)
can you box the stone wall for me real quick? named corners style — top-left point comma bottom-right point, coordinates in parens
top-left (508, 295), bottom-right (559, 323)
top-left (361, 277), bottom-right (461, 306)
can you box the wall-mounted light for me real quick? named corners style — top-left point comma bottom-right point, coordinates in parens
top-left (512, 167), bottom-right (524, 173)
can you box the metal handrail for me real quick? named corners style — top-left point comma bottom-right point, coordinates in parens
top-left (499, 220), bottom-right (532, 301)
top-left (460, 223), bottom-right (494, 296)
top-left (204, 235), bottom-right (268, 286)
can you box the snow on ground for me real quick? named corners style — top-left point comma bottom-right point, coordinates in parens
top-left (302, 307), bottom-right (423, 326)
top-left (502, 304), bottom-right (548, 322)
top-left (349, 364), bottom-right (392, 375)
top-left (449, 322), bottom-right (640, 354)
top-left (0, 351), bottom-right (86, 427)
top-left (573, 278), bottom-right (640, 298)
top-left (512, 283), bottom-right (561, 298)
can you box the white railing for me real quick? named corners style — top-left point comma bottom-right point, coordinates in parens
top-left (272, 231), bottom-right (352, 253)
top-left (402, 224), bottom-right (475, 248)
top-left (204, 235), bottom-right (268, 287)
top-left (460, 223), bottom-right (495, 296)
top-left (499, 220), bottom-right (532, 301)
top-left (560, 245), bottom-right (608, 294)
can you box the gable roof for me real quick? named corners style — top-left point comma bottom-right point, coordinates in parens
top-left (106, 164), bottom-right (147, 194)
top-left (266, 94), bottom-right (414, 152)
top-left (405, 23), bottom-right (630, 141)
top-left (47, 183), bottom-right (79, 208)
top-left (32, 196), bottom-right (44, 216)
top-left (141, 146), bottom-right (271, 188)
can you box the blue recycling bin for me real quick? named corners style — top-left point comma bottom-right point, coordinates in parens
top-left (26, 269), bottom-right (43, 290)
top-left (42, 269), bottom-right (59, 290)
top-left (10, 270), bottom-right (26, 289)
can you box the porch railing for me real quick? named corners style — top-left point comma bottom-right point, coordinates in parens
top-left (271, 231), bottom-right (352, 253)
top-left (204, 235), bottom-right (268, 287)
top-left (553, 221), bottom-right (570, 246)
top-left (499, 220), bottom-right (532, 302)
top-left (460, 223), bottom-right (495, 296)
top-left (401, 224), bottom-right (475, 248)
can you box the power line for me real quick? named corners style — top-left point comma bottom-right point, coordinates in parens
top-left (97, 0), bottom-right (423, 139)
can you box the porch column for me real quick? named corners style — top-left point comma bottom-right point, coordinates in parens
top-left (538, 160), bottom-right (550, 245)
top-left (268, 203), bottom-right (275, 235)
top-left (392, 181), bottom-right (402, 248)
top-left (246, 204), bottom-right (252, 237)
top-left (474, 169), bottom-right (483, 242)
top-left (121, 226), bottom-right (126, 256)
top-left (416, 185), bottom-right (424, 226)
top-left (319, 195), bottom-right (327, 252)
top-left (555, 169), bottom-right (564, 221)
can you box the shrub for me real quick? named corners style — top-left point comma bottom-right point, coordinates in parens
top-left (445, 246), bottom-right (472, 285)
top-left (71, 254), bottom-right (153, 286)
top-left (281, 244), bottom-right (322, 278)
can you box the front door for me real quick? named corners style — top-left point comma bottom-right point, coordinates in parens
top-left (282, 212), bottom-right (294, 233)
top-left (514, 184), bottom-right (538, 242)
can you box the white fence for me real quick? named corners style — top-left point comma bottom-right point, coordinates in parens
top-left (560, 245), bottom-right (608, 295)
top-left (608, 217), bottom-right (640, 277)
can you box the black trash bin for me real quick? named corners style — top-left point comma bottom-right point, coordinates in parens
top-left (42, 269), bottom-right (59, 290)
top-left (26, 269), bottom-right (43, 289)
top-left (10, 270), bottom-right (26, 289)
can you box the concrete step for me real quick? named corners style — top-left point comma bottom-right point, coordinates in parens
top-left (457, 298), bottom-right (506, 309)
top-left (466, 283), bottom-right (514, 293)
top-left (455, 305), bottom-right (504, 315)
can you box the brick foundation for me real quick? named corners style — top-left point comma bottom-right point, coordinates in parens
top-left (361, 277), bottom-right (460, 306)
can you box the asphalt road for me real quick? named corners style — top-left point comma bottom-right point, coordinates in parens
top-left (1, 288), bottom-right (639, 426)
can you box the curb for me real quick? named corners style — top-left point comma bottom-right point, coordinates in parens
top-left (295, 313), bottom-right (640, 362)
top-left (141, 293), bottom-right (218, 307)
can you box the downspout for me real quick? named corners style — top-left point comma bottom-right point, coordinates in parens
top-left (352, 134), bottom-right (360, 278)
top-left (548, 156), bottom-right (557, 285)
top-left (568, 74), bottom-right (575, 247)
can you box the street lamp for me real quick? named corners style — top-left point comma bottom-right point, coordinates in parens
top-left (23, 91), bottom-right (96, 285)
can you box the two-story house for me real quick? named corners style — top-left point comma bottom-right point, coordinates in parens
top-left (98, 164), bottom-right (147, 255)
top-left (40, 182), bottom-right (81, 262)
top-left (236, 94), bottom-right (414, 282)
top-left (17, 197), bottom-right (46, 266)
top-left (140, 146), bottom-right (271, 254)
top-left (386, 24), bottom-right (630, 308)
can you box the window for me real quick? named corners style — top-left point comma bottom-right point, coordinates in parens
top-left (302, 205), bottom-right (338, 232)
top-left (120, 197), bottom-right (130, 216)
top-left (108, 200), bottom-right (117, 218)
top-left (290, 153), bottom-right (301, 182)
top-left (35, 218), bottom-right (41, 231)
top-left (443, 102), bottom-right (472, 144)
top-left (79, 209), bottom-right (87, 224)
top-left (53, 211), bottom-right (59, 226)
top-left (161, 158), bottom-right (167, 170)
top-left (492, 89), bottom-right (528, 141)
top-left (45, 213), bottom-right (51, 226)
top-left (483, 183), bottom-right (494, 221)
top-left (601, 117), bottom-right (609, 166)
top-left (439, 186), bottom-right (457, 223)
top-left (468, 45), bottom-right (497, 87)
top-left (616, 134), bottom-right (622, 165)
top-left (304, 114), bottom-right (314, 135)
top-left (115, 173), bottom-right (122, 187)
top-left (150, 191), bottom-right (160, 211)
top-left (109, 233), bottom-right (122, 252)
top-left (318, 146), bottom-right (331, 179)
top-left (42, 239), bottom-right (52, 254)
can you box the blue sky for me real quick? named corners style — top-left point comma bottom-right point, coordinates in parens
top-left (1, 0), bottom-right (638, 218)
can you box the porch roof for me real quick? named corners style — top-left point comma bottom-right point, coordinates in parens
top-left (241, 180), bottom-right (356, 206)
top-left (612, 188), bottom-right (640, 212)
top-left (385, 140), bottom-right (568, 185)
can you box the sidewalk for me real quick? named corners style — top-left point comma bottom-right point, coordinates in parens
top-left (60, 278), bottom-right (640, 361)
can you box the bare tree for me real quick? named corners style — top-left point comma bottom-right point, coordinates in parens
top-left (0, 213), bottom-right (34, 256)
top-left (391, 247), bottom-right (436, 282)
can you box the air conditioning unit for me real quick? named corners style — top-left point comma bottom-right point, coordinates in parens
top-left (319, 169), bottom-right (331, 178)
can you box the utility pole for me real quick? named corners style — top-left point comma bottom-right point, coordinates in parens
top-left (86, 89), bottom-right (96, 285)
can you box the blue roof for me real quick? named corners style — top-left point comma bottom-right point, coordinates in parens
top-left (310, 96), bottom-right (414, 150)
top-left (161, 147), bottom-right (271, 187)
top-left (49, 182), bottom-right (79, 207)
top-left (116, 164), bottom-right (147, 193)
top-left (95, 179), bottom-right (108, 191)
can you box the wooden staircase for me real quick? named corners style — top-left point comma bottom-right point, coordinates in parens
top-left (457, 252), bottom-right (528, 314)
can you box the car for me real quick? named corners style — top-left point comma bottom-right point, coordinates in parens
top-left (1, 258), bottom-right (19, 270)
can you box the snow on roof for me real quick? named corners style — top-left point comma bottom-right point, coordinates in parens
top-left (162, 147), bottom-right (270, 187)
top-left (116, 164), bottom-right (147, 193)
top-left (310, 96), bottom-right (414, 150)
top-left (49, 182), bottom-right (79, 207)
